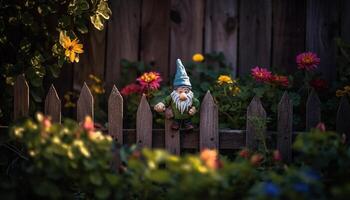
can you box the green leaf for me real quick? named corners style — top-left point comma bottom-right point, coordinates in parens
top-left (94, 187), bottom-right (110, 199)
top-left (89, 173), bottom-right (103, 186)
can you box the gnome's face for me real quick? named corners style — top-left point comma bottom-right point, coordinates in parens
top-left (171, 86), bottom-right (193, 114)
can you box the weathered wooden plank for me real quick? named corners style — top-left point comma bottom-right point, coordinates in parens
top-left (205, 0), bottom-right (238, 76)
top-left (200, 91), bottom-right (219, 150)
top-left (306, 0), bottom-right (339, 82)
top-left (141, 0), bottom-right (170, 82)
top-left (108, 85), bottom-right (123, 144)
top-left (73, 24), bottom-right (106, 90)
top-left (44, 85), bottom-right (61, 123)
top-left (165, 117), bottom-right (180, 155)
top-left (246, 96), bottom-right (267, 150)
top-left (170, 0), bottom-right (204, 75)
top-left (105, 0), bottom-right (141, 89)
top-left (123, 129), bottom-right (245, 150)
top-left (306, 89), bottom-right (321, 130)
top-left (336, 97), bottom-right (350, 142)
top-left (14, 75), bottom-right (29, 120)
top-left (277, 92), bottom-right (293, 162)
top-left (272, 0), bottom-right (306, 73)
top-left (341, 0), bottom-right (350, 43)
top-left (136, 95), bottom-right (152, 148)
top-left (77, 83), bottom-right (94, 122)
top-left (238, 0), bottom-right (272, 76)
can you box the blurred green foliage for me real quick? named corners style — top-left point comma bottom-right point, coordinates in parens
top-left (1, 117), bottom-right (350, 199)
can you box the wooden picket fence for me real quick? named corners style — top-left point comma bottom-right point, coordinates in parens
top-left (12, 75), bottom-right (350, 162)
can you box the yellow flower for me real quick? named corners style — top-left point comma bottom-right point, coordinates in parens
top-left (59, 31), bottom-right (84, 63)
top-left (217, 75), bottom-right (234, 85)
top-left (192, 53), bottom-right (204, 62)
top-left (336, 90), bottom-right (346, 97)
top-left (344, 86), bottom-right (350, 92)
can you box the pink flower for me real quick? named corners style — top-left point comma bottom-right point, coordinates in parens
top-left (316, 122), bottom-right (326, 132)
top-left (238, 148), bottom-right (250, 159)
top-left (83, 116), bottom-right (94, 132)
top-left (137, 72), bottom-right (162, 91)
top-left (296, 52), bottom-right (320, 71)
top-left (269, 75), bottom-right (289, 87)
top-left (251, 67), bottom-right (272, 82)
top-left (121, 83), bottom-right (141, 96)
top-left (273, 150), bottom-right (282, 162)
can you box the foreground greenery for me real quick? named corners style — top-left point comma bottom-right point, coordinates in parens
top-left (1, 115), bottom-right (350, 199)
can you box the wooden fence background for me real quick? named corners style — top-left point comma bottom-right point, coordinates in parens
top-left (54, 0), bottom-right (350, 98)
top-left (13, 75), bottom-right (350, 162)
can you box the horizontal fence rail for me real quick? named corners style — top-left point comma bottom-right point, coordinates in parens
top-left (10, 75), bottom-right (350, 161)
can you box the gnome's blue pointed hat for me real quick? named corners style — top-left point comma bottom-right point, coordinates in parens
top-left (173, 59), bottom-right (191, 88)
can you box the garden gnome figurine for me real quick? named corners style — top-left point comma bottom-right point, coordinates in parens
top-left (154, 59), bottom-right (200, 130)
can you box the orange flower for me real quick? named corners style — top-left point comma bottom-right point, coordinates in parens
top-left (250, 153), bottom-right (263, 166)
top-left (200, 149), bottom-right (222, 169)
top-left (59, 31), bottom-right (84, 63)
top-left (83, 116), bottom-right (94, 132)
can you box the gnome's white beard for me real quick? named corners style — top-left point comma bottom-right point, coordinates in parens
top-left (171, 90), bottom-right (193, 114)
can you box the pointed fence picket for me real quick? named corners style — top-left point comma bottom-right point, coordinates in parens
top-left (200, 91), bottom-right (219, 150)
top-left (108, 85), bottom-right (123, 144)
top-left (45, 85), bottom-right (61, 123)
top-left (136, 95), bottom-right (152, 148)
top-left (306, 89), bottom-right (321, 130)
top-left (11, 75), bottom-right (350, 164)
top-left (77, 82), bottom-right (94, 122)
top-left (246, 96), bottom-right (266, 150)
top-left (13, 75), bottom-right (29, 120)
top-left (277, 92), bottom-right (293, 162)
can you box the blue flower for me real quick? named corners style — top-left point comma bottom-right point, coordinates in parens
top-left (303, 170), bottom-right (320, 181)
top-left (293, 183), bottom-right (309, 193)
top-left (263, 182), bottom-right (280, 197)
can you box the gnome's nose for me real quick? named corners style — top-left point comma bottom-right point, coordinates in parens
top-left (179, 93), bottom-right (187, 101)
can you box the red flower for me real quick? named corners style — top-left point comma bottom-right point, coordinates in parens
top-left (273, 150), bottom-right (282, 162)
top-left (310, 78), bottom-right (328, 91)
top-left (238, 148), bottom-right (250, 159)
top-left (269, 75), bottom-right (289, 87)
top-left (137, 72), bottom-right (162, 91)
top-left (121, 83), bottom-right (141, 96)
top-left (316, 122), bottom-right (326, 132)
top-left (296, 52), bottom-right (320, 71)
top-left (251, 66), bottom-right (272, 82)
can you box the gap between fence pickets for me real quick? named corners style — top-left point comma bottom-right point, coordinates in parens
top-left (12, 76), bottom-right (350, 152)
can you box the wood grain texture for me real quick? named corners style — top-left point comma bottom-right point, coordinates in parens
top-left (205, 0), bottom-right (238, 76)
top-left (165, 117), bottom-right (180, 155)
top-left (77, 83), bottom-right (94, 122)
top-left (108, 85), bottom-right (123, 144)
top-left (239, 0), bottom-right (272, 76)
top-left (306, 89), bottom-right (321, 130)
top-left (341, 0), bottom-right (350, 43)
top-left (170, 0), bottom-right (204, 76)
top-left (336, 97), bottom-right (350, 142)
top-left (136, 95), bottom-right (152, 148)
top-left (123, 129), bottom-right (246, 150)
top-left (73, 24), bottom-right (106, 90)
top-left (44, 85), bottom-right (61, 123)
top-left (200, 91), bottom-right (219, 150)
top-left (272, 0), bottom-right (306, 73)
top-left (14, 75), bottom-right (29, 120)
top-left (246, 96), bottom-right (266, 150)
top-left (141, 0), bottom-right (170, 83)
top-left (306, 0), bottom-right (339, 82)
top-left (105, 0), bottom-right (141, 89)
top-left (277, 92), bottom-right (293, 162)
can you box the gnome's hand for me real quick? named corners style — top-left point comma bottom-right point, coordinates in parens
top-left (154, 102), bottom-right (166, 112)
top-left (188, 106), bottom-right (197, 116)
